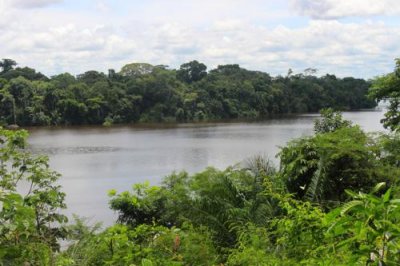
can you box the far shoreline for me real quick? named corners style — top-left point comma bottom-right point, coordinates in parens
top-left (20, 107), bottom-right (383, 132)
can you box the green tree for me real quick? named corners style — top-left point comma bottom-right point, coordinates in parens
top-left (314, 108), bottom-right (352, 134)
top-left (279, 123), bottom-right (389, 205)
top-left (0, 89), bottom-right (16, 125)
top-left (370, 58), bottom-right (400, 131)
top-left (119, 63), bottom-right (155, 77)
top-left (77, 70), bottom-right (107, 86)
top-left (0, 59), bottom-right (17, 74)
top-left (1, 66), bottom-right (48, 81)
top-left (176, 60), bottom-right (207, 84)
top-left (51, 73), bottom-right (76, 89)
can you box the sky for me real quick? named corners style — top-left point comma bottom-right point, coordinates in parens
top-left (1, 0), bottom-right (400, 78)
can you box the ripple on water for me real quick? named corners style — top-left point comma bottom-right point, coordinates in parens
top-left (29, 146), bottom-right (121, 155)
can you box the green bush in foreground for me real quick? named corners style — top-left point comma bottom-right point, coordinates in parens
top-left (0, 128), bottom-right (67, 265)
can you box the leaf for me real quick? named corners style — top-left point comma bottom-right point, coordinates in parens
top-left (108, 189), bottom-right (117, 197)
top-left (370, 182), bottom-right (386, 194)
top-left (141, 258), bottom-right (154, 266)
top-left (382, 187), bottom-right (392, 203)
top-left (305, 158), bottom-right (327, 202)
top-left (389, 199), bottom-right (400, 204)
top-left (340, 200), bottom-right (363, 216)
top-left (344, 189), bottom-right (359, 198)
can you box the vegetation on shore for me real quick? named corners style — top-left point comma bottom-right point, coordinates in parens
top-left (1, 60), bottom-right (400, 265)
top-left (0, 59), bottom-right (375, 126)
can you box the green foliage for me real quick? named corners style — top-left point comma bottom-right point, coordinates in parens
top-left (268, 195), bottom-right (326, 261)
top-left (176, 60), bottom-right (207, 84)
top-left (119, 63), bottom-right (155, 77)
top-left (102, 116), bottom-right (114, 126)
top-left (325, 183), bottom-right (400, 265)
top-left (226, 183), bottom-right (400, 265)
top-left (109, 163), bottom-right (281, 252)
top-left (314, 108), bottom-right (352, 133)
top-left (370, 58), bottom-right (400, 131)
top-left (109, 182), bottom-right (167, 227)
top-left (226, 225), bottom-right (274, 265)
top-left (279, 124), bottom-right (392, 206)
top-left (0, 59), bottom-right (375, 126)
top-left (61, 223), bottom-right (218, 266)
top-left (0, 59), bottom-right (17, 73)
top-left (0, 128), bottom-right (67, 265)
top-left (376, 132), bottom-right (400, 168)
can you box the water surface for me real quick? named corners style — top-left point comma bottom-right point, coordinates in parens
top-left (27, 110), bottom-right (385, 225)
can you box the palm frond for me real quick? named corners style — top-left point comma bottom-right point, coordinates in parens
top-left (305, 157), bottom-right (328, 202)
top-left (242, 154), bottom-right (276, 177)
top-left (340, 200), bottom-right (363, 215)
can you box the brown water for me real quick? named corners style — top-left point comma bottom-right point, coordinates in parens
top-left (27, 109), bottom-right (385, 225)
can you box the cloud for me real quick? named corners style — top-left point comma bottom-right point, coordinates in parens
top-left (0, 0), bottom-right (398, 78)
top-left (11, 0), bottom-right (63, 9)
top-left (95, 1), bottom-right (110, 13)
top-left (291, 0), bottom-right (400, 19)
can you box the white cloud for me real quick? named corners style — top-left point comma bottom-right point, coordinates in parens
top-left (11, 0), bottom-right (63, 9)
top-left (291, 0), bottom-right (400, 19)
top-left (95, 1), bottom-right (109, 13)
top-left (0, 0), bottom-right (398, 78)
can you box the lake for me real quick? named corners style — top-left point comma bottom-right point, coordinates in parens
top-left (27, 109), bottom-right (385, 226)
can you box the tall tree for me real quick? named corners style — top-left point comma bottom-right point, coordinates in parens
top-left (119, 63), bottom-right (155, 77)
top-left (177, 60), bottom-right (207, 83)
top-left (0, 59), bottom-right (17, 73)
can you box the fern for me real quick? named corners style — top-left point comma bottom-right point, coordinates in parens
top-left (340, 200), bottom-right (363, 215)
top-left (371, 182), bottom-right (386, 194)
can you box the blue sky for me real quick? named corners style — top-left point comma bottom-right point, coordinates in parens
top-left (1, 0), bottom-right (400, 78)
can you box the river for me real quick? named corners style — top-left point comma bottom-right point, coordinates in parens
top-left (27, 109), bottom-right (385, 226)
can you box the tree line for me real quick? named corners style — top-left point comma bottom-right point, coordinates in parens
top-left (0, 59), bottom-right (376, 126)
